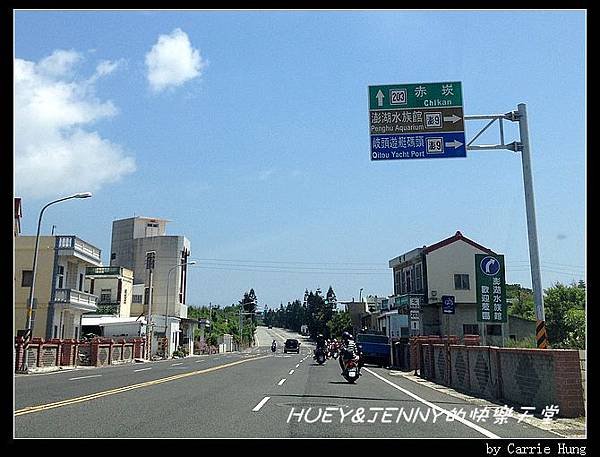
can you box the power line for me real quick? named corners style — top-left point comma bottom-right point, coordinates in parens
top-left (197, 261), bottom-right (388, 272)
top-left (195, 258), bottom-right (387, 266)
top-left (194, 266), bottom-right (389, 275)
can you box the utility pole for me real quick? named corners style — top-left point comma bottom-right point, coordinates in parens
top-left (465, 103), bottom-right (547, 348)
top-left (145, 251), bottom-right (156, 359)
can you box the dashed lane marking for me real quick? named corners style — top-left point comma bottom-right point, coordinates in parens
top-left (252, 396), bottom-right (271, 412)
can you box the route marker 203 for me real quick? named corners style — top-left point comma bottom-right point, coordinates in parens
top-left (368, 81), bottom-right (466, 160)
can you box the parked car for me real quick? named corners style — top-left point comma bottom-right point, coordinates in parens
top-left (268, 325), bottom-right (273, 329)
top-left (284, 338), bottom-right (301, 353)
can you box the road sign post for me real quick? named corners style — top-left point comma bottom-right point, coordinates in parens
top-left (441, 295), bottom-right (455, 382)
top-left (368, 81), bottom-right (466, 161)
top-left (475, 255), bottom-right (507, 348)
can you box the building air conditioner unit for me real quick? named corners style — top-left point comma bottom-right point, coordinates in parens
top-left (431, 290), bottom-right (437, 297)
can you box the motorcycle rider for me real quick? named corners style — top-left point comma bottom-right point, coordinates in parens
top-left (271, 339), bottom-right (277, 352)
top-left (339, 331), bottom-right (361, 374)
top-left (314, 333), bottom-right (326, 359)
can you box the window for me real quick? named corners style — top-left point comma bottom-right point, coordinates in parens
top-left (53, 325), bottom-right (58, 339)
top-left (463, 324), bottom-right (479, 335)
top-left (415, 263), bottom-right (423, 292)
top-left (454, 274), bottom-right (470, 290)
top-left (110, 253), bottom-right (116, 260)
top-left (100, 289), bottom-right (112, 303)
top-left (21, 270), bottom-right (33, 287)
top-left (394, 271), bottom-right (401, 295)
top-left (132, 294), bottom-right (143, 304)
top-left (79, 273), bottom-right (84, 291)
top-left (56, 265), bottom-right (64, 289)
top-left (486, 324), bottom-right (502, 336)
top-left (402, 267), bottom-right (414, 293)
top-left (123, 289), bottom-right (128, 304)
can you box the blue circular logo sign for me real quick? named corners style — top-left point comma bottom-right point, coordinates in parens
top-left (480, 256), bottom-right (501, 276)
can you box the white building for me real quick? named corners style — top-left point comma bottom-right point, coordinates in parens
top-left (109, 216), bottom-right (194, 357)
top-left (388, 231), bottom-right (535, 345)
top-left (81, 315), bottom-right (145, 338)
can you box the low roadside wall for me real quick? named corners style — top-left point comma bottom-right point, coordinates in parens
top-left (15, 336), bottom-right (145, 371)
top-left (417, 342), bottom-right (584, 418)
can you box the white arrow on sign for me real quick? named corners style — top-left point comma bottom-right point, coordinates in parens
top-left (443, 114), bottom-right (462, 123)
top-left (445, 140), bottom-right (464, 149)
top-left (376, 90), bottom-right (385, 107)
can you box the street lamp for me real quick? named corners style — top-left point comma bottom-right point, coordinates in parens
top-left (164, 260), bottom-right (196, 356)
top-left (21, 192), bottom-right (92, 372)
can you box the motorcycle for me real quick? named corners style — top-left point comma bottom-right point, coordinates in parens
top-left (331, 348), bottom-right (339, 359)
top-left (314, 347), bottom-right (326, 365)
top-left (271, 343), bottom-right (277, 353)
top-left (340, 350), bottom-right (361, 383)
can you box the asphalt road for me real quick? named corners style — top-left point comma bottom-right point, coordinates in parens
top-left (14, 326), bottom-right (559, 438)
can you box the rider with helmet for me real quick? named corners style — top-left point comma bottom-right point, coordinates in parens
top-left (314, 333), bottom-right (326, 359)
top-left (339, 331), bottom-right (361, 373)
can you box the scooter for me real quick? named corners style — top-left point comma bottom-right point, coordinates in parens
top-left (314, 347), bottom-right (326, 365)
top-left (340, 351), bottom-right (361, 383)
top-left (271, 344), bottom-right (277, 353)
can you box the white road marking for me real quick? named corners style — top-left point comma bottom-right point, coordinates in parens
top-left (252, 396), bottom-right (271, 412)
top-left (133, 367), bottom-right (152, 372)
top-left (289, 370), bottom-right (294, 375)
top-left (295, 364), bottom-right (299, 368)
top-left (196, 360), bottom-right (205, 363)
top-left (68, 375), bottom-right (102, 381)
top-left (363, 368), bottom-right (500, 439)
top-left (171, 363), bottom-right (183, 366)
top-left (278, 378), bottom-right (287, 386)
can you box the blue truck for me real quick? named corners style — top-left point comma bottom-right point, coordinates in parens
top-left (356, 333), bottom-right (391, 367)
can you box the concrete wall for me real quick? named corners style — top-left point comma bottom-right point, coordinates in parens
top-left (418, 343), bottom-right (585, 418)
top-left (122, 236), bottom-right (190, 317)
top-left (14, 237), bottom-right (56, 338)
top-left (425, 240), bottom-right (489, 305)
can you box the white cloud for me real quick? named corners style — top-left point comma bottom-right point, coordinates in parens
top-left (14, 51), bottom-right (136, 200)
top-left (145, 28), bottom-right (205, 92)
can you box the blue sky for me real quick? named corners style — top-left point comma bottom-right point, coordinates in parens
top-left (14, 10), bottom-right (586, 310)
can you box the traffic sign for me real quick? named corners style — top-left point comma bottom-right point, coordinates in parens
top-left (475, 254), bottom-right (507, 323)
top-left (442, 295), bottom-right (455, 314)
top-left (368, 81), bottom-right (466, 160)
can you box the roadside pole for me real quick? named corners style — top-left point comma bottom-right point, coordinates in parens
top-left (515, 103), bottom-right (548, 349)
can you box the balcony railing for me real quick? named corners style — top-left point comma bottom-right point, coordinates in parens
top-left (95, 303), bottom-right (121, 315)
top-left (52, 288), bottom-right (98, 312)
top-left (56, 236), bottom-right (102, 264)
top-left (86, 266), bottom-right (121, 276)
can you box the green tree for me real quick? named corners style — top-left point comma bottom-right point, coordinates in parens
top-left (544, 281), bottom-right (586, 349)
top-left (507, 284), bottom-right (535, 320)
top-left (326, 310), bottom-right (353, 339)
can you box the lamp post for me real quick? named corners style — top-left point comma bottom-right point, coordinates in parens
top-left (21, 192), bottom-right (92, 372)
top-left (164, 260), bottom-right (196, 357)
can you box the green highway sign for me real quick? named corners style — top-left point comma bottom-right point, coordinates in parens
top-left (369, 81), bottom-right (463, 110)
top-left (368, 81), bottom-right (466, 160)
top-left (475, 254), bottom-right (507, 323)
